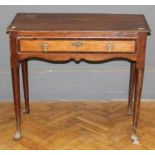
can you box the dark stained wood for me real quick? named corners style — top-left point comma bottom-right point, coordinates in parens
top-left (7, 13), bottom-right (151, 32)
top-left (133, 33), bottom-right (147, 129)
top-left (11, 67), bottom-right (21, 140)
top-left (10, 31), bottom-right (22, 139)
top-left (7, 13), bottom-right (151, 143)
top-left (16, 31), bottom-right (140, 38)
top-left (18, 52), bottom-right (138, 63)
top-left (22, 61), bottom-right (30, 114)
top-left (128, 62), bottom-right (136, 116)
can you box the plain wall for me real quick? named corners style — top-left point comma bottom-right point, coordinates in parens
top-left (0, 5), bottom-right (155, 101)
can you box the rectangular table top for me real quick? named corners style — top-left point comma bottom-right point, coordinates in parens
top-left (7, 13), bottom-right (151, 33)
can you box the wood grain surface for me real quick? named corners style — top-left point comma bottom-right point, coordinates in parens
top-left (19, 39), bottom-right (136, 53)
top-left (7, 13), bottom-right (151, 32)
top-left (0, 101), bottom-right (155, 150)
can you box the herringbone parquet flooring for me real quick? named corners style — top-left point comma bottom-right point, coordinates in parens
top-left (0, 101), bottom-right (155, 150)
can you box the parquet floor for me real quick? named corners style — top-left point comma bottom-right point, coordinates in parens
top-left (0, 101), bottom-right (155, 150)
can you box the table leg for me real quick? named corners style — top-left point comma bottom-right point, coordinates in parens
top-left (11, 65), bottom-right (21, 140)
top-left (131, 67), bottom-right (144, 144)
top-left (22, 61), bottom-right (30, 114)
top-left (128, 62), bottom-right (136, 116)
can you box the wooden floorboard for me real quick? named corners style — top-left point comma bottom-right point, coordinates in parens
top-left (0, 101), bottom-right (155, 150)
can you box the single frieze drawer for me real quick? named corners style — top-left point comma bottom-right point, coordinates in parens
top-left (19, 39), bottom-right (136, 53)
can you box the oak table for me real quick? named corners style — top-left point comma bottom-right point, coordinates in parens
top-left (7, 13), bottom-right (151, 144)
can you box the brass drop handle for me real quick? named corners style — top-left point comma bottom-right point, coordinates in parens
top-left (72, 41), bottom-right (84, 47)
top-left (42, 43), bottom-right (48, 52)
top-left (107, 43), bottom-right (113, 52)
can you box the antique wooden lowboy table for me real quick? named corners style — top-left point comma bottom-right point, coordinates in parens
top-left (7, 13), bottom-right (150, 144)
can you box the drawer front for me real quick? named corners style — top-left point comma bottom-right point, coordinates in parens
top-left (19, 39), bottom-right (136, 53)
